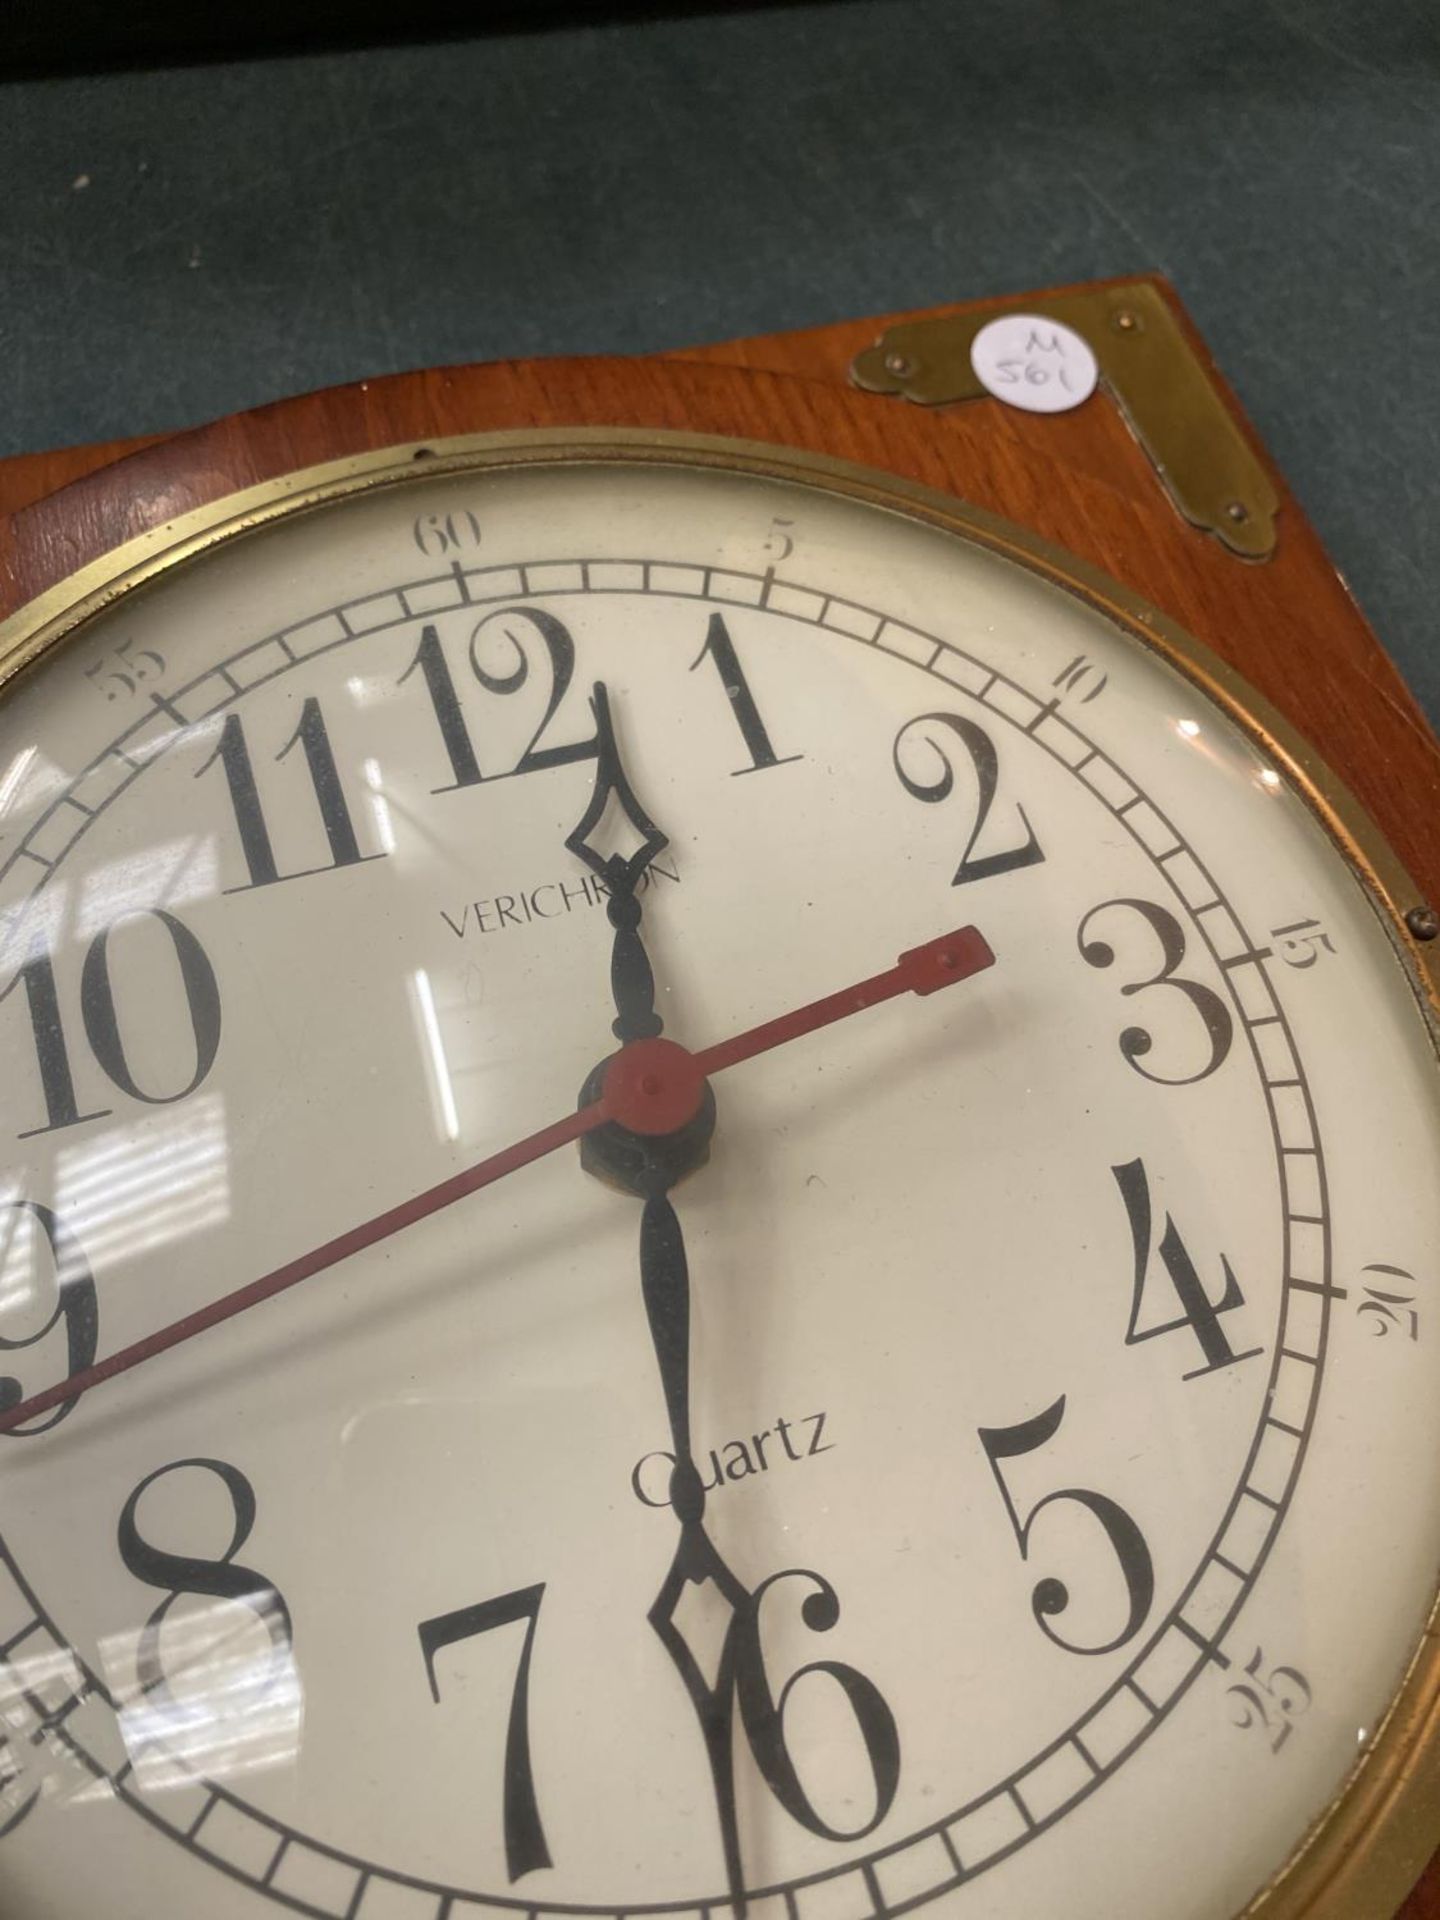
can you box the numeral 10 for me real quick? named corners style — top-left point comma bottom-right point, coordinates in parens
top-left (0, 910), bottom-right (221, 1138)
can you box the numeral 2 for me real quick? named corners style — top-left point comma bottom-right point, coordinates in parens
top-left (893, 712), bottom-right (1044, 885)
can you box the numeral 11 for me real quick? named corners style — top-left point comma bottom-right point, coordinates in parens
top-left (199, 699), bottom-right (383, 890)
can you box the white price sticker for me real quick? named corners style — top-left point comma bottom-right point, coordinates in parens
top-left (970, 314), bottom-right (1099, 414)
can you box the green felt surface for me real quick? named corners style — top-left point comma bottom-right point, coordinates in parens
top-left (1, 0), bottom-right (1437, 720)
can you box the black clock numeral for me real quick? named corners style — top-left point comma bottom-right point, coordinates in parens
top-left (1078, 897), bottom-right (1233, 1085)
top-left (401, 609), bottom-right (597, 793)
top-left (117, 1458), bottom-right (293, 1710)
top-left (732, 1568), bottom-right (900, 1843)
top-left (1114, 1158), bottom-right (1261, 1379)
top-left (979, 1395), bottom-right (1155, 1656)
top-left (0, 1201), bottom-right (98, 1437)
top-left (1, 909), bottom-right (221, 1137)
top-left (893, 712), bottom-right (1045, 886)
top-left (690, 612), bottom-right (801, 777)
top-left (198, 699), bottom-right (383, 890)
top-left (417, 1583), bottom-right (551, 1882)
top-left (0, 944), bottom-right (108, 1134)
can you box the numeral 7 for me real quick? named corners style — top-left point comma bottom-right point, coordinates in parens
top-left (417, 1582), bottom-right (551, 1881)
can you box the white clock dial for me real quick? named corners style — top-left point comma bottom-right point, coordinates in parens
top-left (0, 446), bottom-right (1434, 1920)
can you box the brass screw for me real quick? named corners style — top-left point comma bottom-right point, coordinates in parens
top-left (1111, 309), bottom-right (1141, 334)
top-left (884, 351), bottom-right (916, 378)
top-left (1406, 905), bottom-right (1439, 942)
top-left (1225, 501), bottom-right (1250, 524)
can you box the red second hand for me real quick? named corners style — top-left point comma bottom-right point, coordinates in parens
top-left (0, 925), bottom-right (993, 1432)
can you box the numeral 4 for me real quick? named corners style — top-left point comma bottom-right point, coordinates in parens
top-left (1113, 1159), bottom-right (1261, 1379)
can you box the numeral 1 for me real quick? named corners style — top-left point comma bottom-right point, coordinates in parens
top-left (199, 699), bottom-right (380, 889)
top-left (402, 625), bottom-right (483, 789)
top-left (691, 613), bottom-right (802, 776)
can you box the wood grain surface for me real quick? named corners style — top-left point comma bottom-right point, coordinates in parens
top-left (0, 281), bottom-right (1437, 1916)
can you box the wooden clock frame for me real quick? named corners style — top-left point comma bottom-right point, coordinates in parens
top-left (0, 276), bottom-right (1437, 1918)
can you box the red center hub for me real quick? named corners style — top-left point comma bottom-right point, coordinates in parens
top-left (600, 1038), bottom-right (707, 1136)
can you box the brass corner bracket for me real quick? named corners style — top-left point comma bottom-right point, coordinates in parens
top-left (851, 280), bottom-right (1279, 560)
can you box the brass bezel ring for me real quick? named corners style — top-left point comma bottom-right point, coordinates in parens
top-left (1, 427), bottom-right (1437, 1918)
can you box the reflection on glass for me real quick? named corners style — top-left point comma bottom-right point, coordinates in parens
top-left (362, 759), bottom-right (396, 856)
top-left (103, 1598), bottom-right (302, 1789)
top-left (410, 969), bottom-right (460, 1141)
top-left (0, 1641), bottom-right (113, 1814)
top-left (0, 745), bottom-right (68, 823)
top-left (76, 835), bottom-right (219, 938)
top-left (0, 746), bottom-right (39, 817)
top-left (52, 1095), bottom-right (231, 1272)
top-left (0, 881), bottom-right (69, 978)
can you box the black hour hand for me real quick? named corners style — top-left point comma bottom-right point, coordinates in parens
top-left (564, 682), bottom-right (669, 1043)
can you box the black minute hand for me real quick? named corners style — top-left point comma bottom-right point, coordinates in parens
top-left (638, 1172), bottom-right (753, 1920)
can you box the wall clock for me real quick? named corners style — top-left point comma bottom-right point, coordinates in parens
top-left (0, 277), bottom-right (1436, 1920)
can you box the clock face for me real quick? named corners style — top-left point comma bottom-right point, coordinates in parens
top-left (0, 442), bottom-right (1436, 1920)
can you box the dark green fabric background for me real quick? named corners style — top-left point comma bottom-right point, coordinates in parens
top-left (1, 1), bottom-right (1437, 720)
